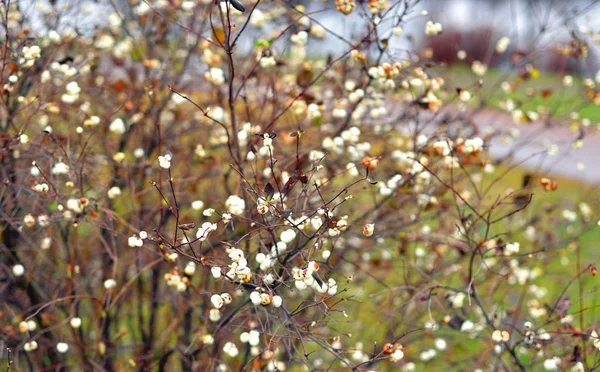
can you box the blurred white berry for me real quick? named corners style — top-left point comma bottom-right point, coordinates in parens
top-left (109, 118), bottom-right (126, 135)
top-left (13, 264), bottom-right (25, 277)
top-left (107, 186), bottom-right (121, 199)
top-left (184, 262), bottom-right (196, 276)
top-left (272, 295), bottom-right (282, 308)
top-left (56, 342), bottom-right (69, 353)
top-left (211, 294), bottom-right (225, 309)
top-left (280, 229), bottom-right (296, 243)
top-left (158, 153), bottom-right (172, 169)
top-left (363, 223), bottom-right (374, 237)
top-left (425, 21), bottom-right (442, 36)
top-left (24, 341), bottom-right (38, 352)
top-left (209, 308), bottom-right (221, 322)
top-left (51, 162), bottom-right (70, 175)
top-left (70, 317), bottom-right (82, 328)
top-left (104, 279), bottom-right (117, 289)
top-left (250, 291), bottom-right (262, 305)
top-left (225, 195), bottom-right (245, 215)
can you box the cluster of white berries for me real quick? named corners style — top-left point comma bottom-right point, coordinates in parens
top-left (127, 232), bottom-right (146, 247)
top-left (425, 21), bottom-right (443, 36)
top-left (259, 55), bottom-right (276, 69)
top-left (492, 329), bottom-right (510, 343)
top-left (290, 31), bottom-right (308, 45)
top-left (205, 67), bottom-right (225, 86)
top-left (255, 241), bottom-right (288, 272)
top-left (292, 261), bottom-right (338, 295)
top-left (471, 60), bottom-right (488, 76)
top-left (368, 63), bottom-right (401, 90)
top-left (419, 348), bottom-right (437, 362)
top-left (345, 80), bottom-right (365, 104)
top-left (504, 242), bottom-right (520, 256)
top-left (543, 356), bottom-right (561, 370)
top-left (461, 137), bottom-right (484, 154)
top-left (223, 342), bottom-right (239, 357)
top-left (24, 340), bottom-right (38, 351)
top-left (51, 162), bottom-right (70, 175)
top-left (158, 153), bottom-right (172, 169)
top-left (19, 320), bottom-right (37, 333)
top-left (61, 81), bottom-right (81, 104)
top-left (225, 247), bottom-right (253, 283)
top-left (254, 133), bottom-right (275, 158)
top-left (165, 269), bottom-right (190, 292)
top-left (367, 0), bottom-right (387, 13)
top-left (249, 289), bottom-right (282, 307)
top-left (382, 342), bottom-right (404, 362)
top-left (21, 45), bottom-right (42, 67)
top-left (321, 126), bottom-right (366, 159)
top-left (432, 139), bottom-right (452, 157)
top-left (210, 292), bottom-right (233, 309)
top-left (66, 198), bottom-right (87, 213)
top-left (250, 9), bottom-right (266, 28)
top-left (225, 195), bottom-right (245, 215)
top-left (196, 222), bottom-right (218, 241)
top-left (240, 330), bottom-right (261, 349)
top-left (527, 299), bottom-right (547, 318)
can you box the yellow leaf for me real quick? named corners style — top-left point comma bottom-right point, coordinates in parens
top-left (213, 28), bottom-right (226, 44)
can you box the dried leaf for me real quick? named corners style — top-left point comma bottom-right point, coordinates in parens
top-left (178, 223), bottom-right (196, 231)
top-left (213, 28), bottom-right (226, 44)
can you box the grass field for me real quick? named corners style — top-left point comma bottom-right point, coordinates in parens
top-left (310, 160), bottom-right (600, 370)
top-left (437, 63), bottom-right (600, 123)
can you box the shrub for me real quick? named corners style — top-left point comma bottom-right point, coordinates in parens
top-left (1, 0), bottom-right (599, 370)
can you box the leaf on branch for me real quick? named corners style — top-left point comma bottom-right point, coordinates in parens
top-left (281, 177), bottom-right (296, 195)
top-left (213, 28), bottom-right (226, 44)
top-left (229, 0), bottom-right (245, 12)
top-left (264, 182), bottom-right (275, 201)
top-left (178, 223), bottom-right (196, 231)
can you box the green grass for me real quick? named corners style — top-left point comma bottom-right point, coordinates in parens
top-left (437, 64), bottom-right (600, 123)
top-left (322, 161), bottom-right (600, 370)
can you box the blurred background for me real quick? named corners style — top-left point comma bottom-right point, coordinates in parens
top-left (17, 0), bottom-right (600, 73)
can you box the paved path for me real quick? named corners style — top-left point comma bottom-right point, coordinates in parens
top-left (390, 105), bottom-right (600, 184)
top-left (471, 109), bottom-right (600, 184)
